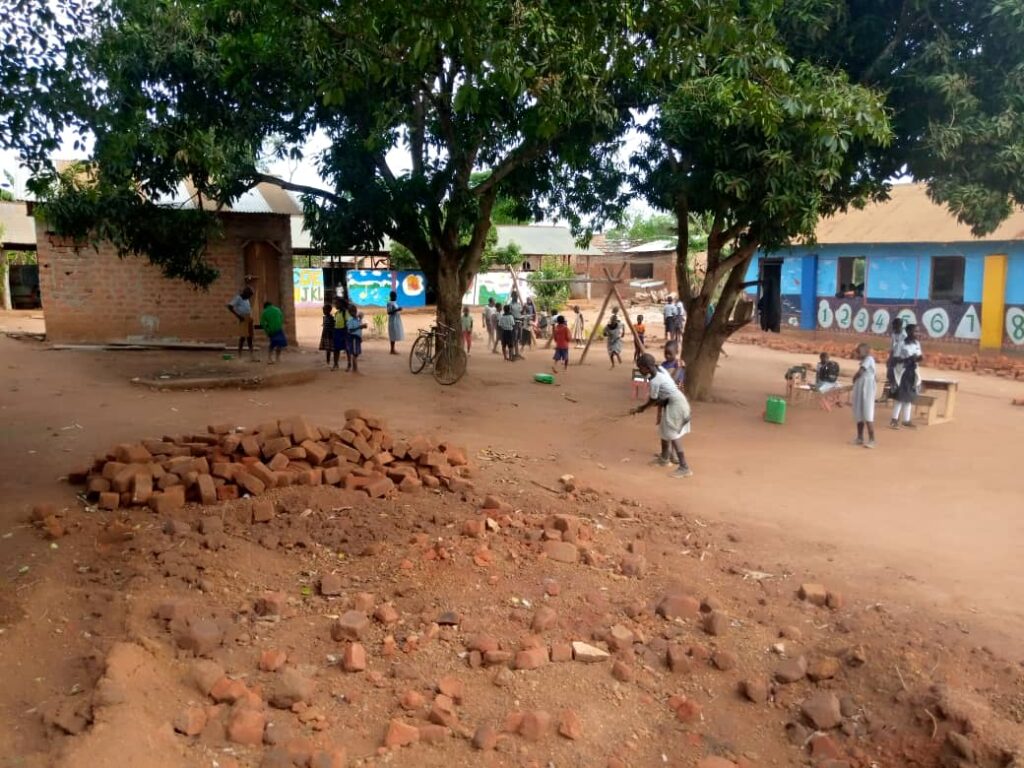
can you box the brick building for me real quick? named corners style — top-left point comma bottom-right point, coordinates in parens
top-left (574, 238), bottom-right (688, 300)
top-left (34, 183), bottom-right (299, 344)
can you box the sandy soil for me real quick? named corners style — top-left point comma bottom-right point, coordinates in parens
top-left (1, 307), bottom-right (1022, 767)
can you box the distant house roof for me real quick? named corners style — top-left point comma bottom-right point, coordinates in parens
top-left (0, 201), bottom-right (37, 249)
top-left (626, 239), bottom-right (677, 253)
top-left (290, 220), bottom-right (601, 257)
top-left (49, 161), bottom-right (302, 216)
top-left (813, 182), bottom-right (1024, 244)
top-left (496, 225), bottom-right (601, 256)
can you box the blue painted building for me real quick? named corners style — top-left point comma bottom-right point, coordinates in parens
top-left (745, 183), bottom-right (1024, 351)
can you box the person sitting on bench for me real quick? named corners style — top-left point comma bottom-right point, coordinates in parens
top-left (814, 352), bottom-right (840, 392)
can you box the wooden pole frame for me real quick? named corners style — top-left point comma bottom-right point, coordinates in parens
top-left (578, 263), bottom-right (628, 364)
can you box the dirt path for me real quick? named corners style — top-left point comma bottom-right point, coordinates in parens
top-left (2, 312), bottom-right (1022, 660)
top-left (1, 311), bottom-right (1023, 767)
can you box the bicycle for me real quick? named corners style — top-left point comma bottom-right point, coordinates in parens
top-left (409, 322), bottom-right (468, 385)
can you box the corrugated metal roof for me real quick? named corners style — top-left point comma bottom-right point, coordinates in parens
top-left (813, 182), bottom-right (1024, 244)
top-left (496, 225), bottom-right (602, 255)
top-left (0, 201), bottom-right (37, 249)
top-left (626, 239), bottom-right (677, 253)
top-left (291, 220), bottom-right (600, 256)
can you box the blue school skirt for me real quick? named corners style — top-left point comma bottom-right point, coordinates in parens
top-left (333, 327), bottom-right (348, 352)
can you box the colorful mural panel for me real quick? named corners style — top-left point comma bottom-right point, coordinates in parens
top-left (293, 268), bottom-right (325, 308)
top-left (462, 272), bottom-right (534, 305)
top-left (345, 270), bottom-right (427, 307)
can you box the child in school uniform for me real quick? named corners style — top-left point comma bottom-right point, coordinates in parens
top-left (604, 315), bottom-right (624, 369)
top-left (332, 298), bottom-right (349, 371)
top-left (461, 306), bottom-right (474, 354)
top-left (551, 315), bottom-right (571, 372)
top-left (319, 303), bottom-right (335, 366)
top-left (662, 341), bottom-right (685, 386)
top-left (852, 342), bottom-right (877, 448)
top-left (885, 318), bottom-right (906, 398)
top-left (498, 305), bottom-right (516, 361)
top-left (572, 306), bottom-right (585, 347)
top-left (346, 306), bottom-right (368, 373)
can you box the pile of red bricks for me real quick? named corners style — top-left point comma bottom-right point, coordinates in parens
top-left (68, 410), bottom-right (470, 514)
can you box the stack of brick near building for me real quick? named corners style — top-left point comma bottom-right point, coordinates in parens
top-left (69, 410), bottom-right (471, 514)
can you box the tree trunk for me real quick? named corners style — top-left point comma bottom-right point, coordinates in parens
top-left (434, 254), bottom-right (465, 333)
top-left (683, 329), bottom-right (728, 400)
top-left (680, 250), bottom-right (755, 401)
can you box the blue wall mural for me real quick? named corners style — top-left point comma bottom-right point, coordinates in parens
top-left (345, 270), bottom-right (427, 308)
top-left (746, 241), bottom-right (1024, 348)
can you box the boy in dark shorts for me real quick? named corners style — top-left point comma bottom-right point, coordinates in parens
top-left (498, 305), bottom-right (516, 361)
top-left (259, 300), bottom-right (287, 364)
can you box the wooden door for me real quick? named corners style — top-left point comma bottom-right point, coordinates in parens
top-left (243, 241), bottom-right (282, 312)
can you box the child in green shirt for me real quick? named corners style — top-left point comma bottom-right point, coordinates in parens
top-left (259, 301), bottom-right (287, 364)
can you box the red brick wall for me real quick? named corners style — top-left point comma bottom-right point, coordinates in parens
top-left (572, 253), bottom-right (678, 299)
top-left (37, 213), bottom-right (296, 345)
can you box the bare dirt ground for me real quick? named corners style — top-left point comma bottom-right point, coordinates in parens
top-left (1, 306), bottom-right (1022, 768)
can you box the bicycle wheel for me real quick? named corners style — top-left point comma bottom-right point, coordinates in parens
top-left (409, 334), bottom-right (432, 374)
top-left (432, 336), bottom-right (467, 385)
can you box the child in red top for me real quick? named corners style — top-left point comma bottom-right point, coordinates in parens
top-left (551, 315), bottom-right (572, 372)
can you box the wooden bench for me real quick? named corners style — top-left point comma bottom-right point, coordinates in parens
top-left (786, 362), bottom-right (853, 412)
top-left (883, 378), bottom-right (958, 425)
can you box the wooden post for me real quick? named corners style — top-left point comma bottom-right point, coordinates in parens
top-left (578, 263), bottom-right (627, 364)
top-left (609, 269), bottom-right (645, 359)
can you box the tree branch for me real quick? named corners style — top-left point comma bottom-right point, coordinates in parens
top-left (251, 172), bottom-right (343, 204)
top-left (860, 0), bottom-right (916, 84)
top-left (458, 189), bottom-right (498, 286)
top-left (712, 229), bottom-right (760, 280)
top-left (674, 195), bottom-right (694, 303)
top-left (473, 142), bottom-right (549, 197)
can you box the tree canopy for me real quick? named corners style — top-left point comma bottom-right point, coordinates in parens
top-left (1, 0), bottom-right (677, 326)
top-left (779, 0), bottom-right (1024, 235)
top-left (632, 22), bottom-right (891, 397)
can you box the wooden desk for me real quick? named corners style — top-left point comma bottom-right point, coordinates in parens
top-left (919, 378), bottom-right (959, 425)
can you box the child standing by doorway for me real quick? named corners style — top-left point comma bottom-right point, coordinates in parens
top-left (852, 342), bottom-right (877, 448)
top-left (551, 315), bottom-right (571, 373)
top-left (260, 300), bottom-right (287, 365)
top-left (346, 306), bottom-right (367, 374)
top-left (461, 306), bottom-right (474, 354)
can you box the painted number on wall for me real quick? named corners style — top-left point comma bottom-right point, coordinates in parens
top-left (1007, 307), bottom-right (1024, 345)
top-left (853, 308), bottom-right (870, 333)
top-left (836, 303), bottom-right (853, 330)
top-left (872, 309), bottom-right (891, 335)
top-left (954, 305), bottom-right (981, 340)
top-left (921, 307), bottom-right (950, 338)
top-left (817, 300), bottom-right (833, 329)
top-left (897, 309), bottom-right (917, 327)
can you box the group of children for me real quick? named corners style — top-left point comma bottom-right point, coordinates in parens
top-left (820, 317), bottom-right (924, 449)
top-left (226, 286), bottom-right (288, 364)
top-left (318, 297), bottom-right (368, 373)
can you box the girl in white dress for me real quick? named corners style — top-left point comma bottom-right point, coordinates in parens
top-left (630, 353), bottom-right (693, 478)
top-left (852, 343), bottom-right (877, 448)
